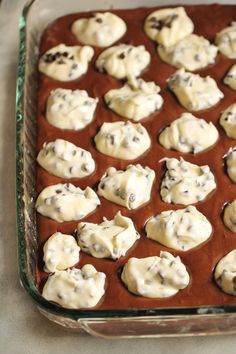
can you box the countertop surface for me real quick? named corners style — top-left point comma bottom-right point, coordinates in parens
top-left (0, 1), bottom-right (236, 353)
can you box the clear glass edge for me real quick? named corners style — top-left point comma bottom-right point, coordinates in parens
top-left (15, 0), bottom-right (236, 324)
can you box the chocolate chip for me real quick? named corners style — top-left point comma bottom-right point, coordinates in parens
top-left (100, 183), bottom-right (105, 190)
top-left (57, 58), bottom-right (65, 64)
top-left (162, 186), bottom-right (169, 190)
top-left (84, 100), bottom-right (93, 106)
top-left (158, 271), bottom-right (165, 284)
top-left (149, 13), bottom-right (177, 31)
top-left (95, 18), bottom-right (103, 23)
top-left (71, 63), bottom-right (78, 70)
top-left (182, 190), bottom-right (189, 194)
top-left (106, 133), bottom-right (115, 145)
top-left (150, 22), bottom-right (162, 30)
top-left (115, 188), bottom-right (120, 196)
top-left (55, 189), bottom-right (62, 194)
top-left (184, 76), bottom-right (191, 84)
top-left (129, 193), bottom-right (136, 202)
top-left (133, 136), bottom-right (140, 142)
top-left (44, 53), bottom-right (55, 63)
top-left (115, 188), bottom-right (126, 200)
top-left (166, 14), bottom-right (178, 27)
top-left (149, 16), bottom-right (158, 22)
top-left (81, 163), bottom-right (89, 172)
top-left (137, 126), bottom-right (144, 134)
top-left (110, 135), bottom-right (115, 145)
top-left (118, 52), bottom-right (126, 59)
top-left (69, 55), bottom-right (74, 60)
top-left (65, 183), bottom-right (70, 190)
top-left (171, 14), bottom-right (178, 21)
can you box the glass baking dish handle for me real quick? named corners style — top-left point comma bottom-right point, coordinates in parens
top-left (36, 305), bottom-right (236, 337)
top-left (78, 313), bottom-right (236, 338)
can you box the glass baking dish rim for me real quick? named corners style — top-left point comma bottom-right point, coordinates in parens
top-left (15, 0), bottom-right (236, 321)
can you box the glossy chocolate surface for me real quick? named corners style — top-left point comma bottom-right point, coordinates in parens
top-left (36, 4), bottom-right (236, 310)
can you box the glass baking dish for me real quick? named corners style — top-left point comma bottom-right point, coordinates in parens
top-left (16, 0), bottom-right (236, 337)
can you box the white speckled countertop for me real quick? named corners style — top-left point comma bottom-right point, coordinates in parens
top-left (0, 1), bottom-right (236, 352)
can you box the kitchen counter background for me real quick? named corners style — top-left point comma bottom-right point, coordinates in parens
top-left (0, 1), bottom-right (236, 352)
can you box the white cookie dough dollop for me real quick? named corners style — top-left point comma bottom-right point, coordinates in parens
top-left (43, 232), bottom-right (80, 272)
top-left (46, 88), bottom-right (98, 130)
top-left (225, 147), bottom-right (236, 183)
top-left (42, 265), bottom-right (106, 309)
top-left (121, 251), bottom-right (190, 298)
top-left (167, 68), bottom-right (224, 111)
top-left (104, 77), bottom-right (163, 121)
top-left (160, 158), bottom-right (216, 205)
top-left (214, 249), bottom-right (236, 296)
top-left (77, 212), bottom-right (140, 260)
top-left (215, 22), bottom-right (236, 59)
top-left (159, 112), bottom-right (219, 154)
top-left (223, 200), bottom-right (236, 233)
top-left (38, 44), bottom-right (94, 81)
top-left (145, 206), bottom-right (212, 251)
top-left (224, 64), bottom-right (236, 91)
top-left (95, 44), bottom-right (150, 79)
top-left (98, 164), bottom-right (155, 209)
top-left (71, 12), bottom-right (126, 47)
top-left (220, 103), bottom-right (236, 139)
top-left (36, 183), bottom-right (100, 223)
top-left (144, 7), bottom-right (194, 47)
top-left (37, 139), bottom-right (95, 178)
top-left (158, 34), bottom-right (218, 71)
top-left (94, 121), bottom-right (151, 160)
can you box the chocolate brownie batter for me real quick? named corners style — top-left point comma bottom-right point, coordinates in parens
top-left (36, 4), bottom-right (236, 310)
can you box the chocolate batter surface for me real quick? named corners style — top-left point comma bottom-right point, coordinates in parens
top-left (36, 4), bottom-right (236, 310)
